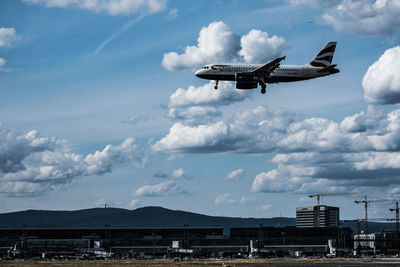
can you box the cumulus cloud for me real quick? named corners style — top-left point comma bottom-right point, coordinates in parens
top-left (340, 106), bottom-right (386, 133)
top-left (0, 58), bottom-right (6, 66)
top-left (251, 165), bottom-right (350, 194)
top-left (133, 180), bottom-right (188, 197)
top-left (168, 106), bottom-right (222, 124)
top-left (153, 106), bottom-right (300, 153)
top-left (169, 81), bottom-right (249, 108)
top-left (152, 122), bottom-right (230, 153)
top-left (214, 193), bottom-right (253, 204)
top-left (225, 168), bottom-right (244, 181)
top-left (155, 103), bottom-right (400, 193)
top-left (162, 21), bottom-right (286, 70)
top-left (162, 21), bottom-right (240, 70)
top-left (239, 30), bottom-right (287, 64)
top-left (155, 103), bottom-right (400, 154)
top-left (0, 27), bottom-right (18, 47)
top-left (0, 125), bottom-right (145, 197)
top-left (321, 0), bottom-right (400, 36)
top-left (363, 46), bottom-right (400, 104)
top-left (23, 0), bottom-right (167, 15)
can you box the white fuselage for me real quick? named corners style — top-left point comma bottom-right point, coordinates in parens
top-left (195, 63), bottom-right (331, 84)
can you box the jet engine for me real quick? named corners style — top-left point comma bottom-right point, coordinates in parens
top-left (235, 72), bottom-right (257, 89)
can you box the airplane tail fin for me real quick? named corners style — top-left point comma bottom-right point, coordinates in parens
top-left (309, 41), bottom-right (337, 68)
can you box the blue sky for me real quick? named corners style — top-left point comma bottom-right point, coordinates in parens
top-left (1, 0), bottom-right (400, 221)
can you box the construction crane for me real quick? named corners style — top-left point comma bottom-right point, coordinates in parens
top-left (354, 196), bottom-right (392, 234)
top-left (308, 192), bottom-right (355, 227)
top-left (389, 201), bottom-right (399, 232)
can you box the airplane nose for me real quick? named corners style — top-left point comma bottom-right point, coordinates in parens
top-left (195, 69), bottom-right (201, 77)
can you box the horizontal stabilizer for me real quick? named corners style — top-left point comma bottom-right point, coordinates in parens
top-left (317, 64), bottom-right (339, 74)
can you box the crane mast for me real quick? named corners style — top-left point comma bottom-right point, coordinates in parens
top-left (355, 196), bottom-right (392, 234)
top-left (389, 201), bottom-right (399, 232)
top-left (308, 192), bottom-right (355, 228)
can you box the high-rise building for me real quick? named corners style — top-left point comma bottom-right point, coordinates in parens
top-left (296, 205), bottom-right (339, 228)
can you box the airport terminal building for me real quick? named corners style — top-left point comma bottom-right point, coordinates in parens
top-left (0, 226), bottom-right (352, 259)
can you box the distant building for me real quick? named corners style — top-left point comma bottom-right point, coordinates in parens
top-left (296, 205), bottom-right (339, 228)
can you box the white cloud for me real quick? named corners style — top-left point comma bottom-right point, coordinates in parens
top-left (363, 46), bottom-right (400, 104)
top-left (340, 106), bottom-right (386, 132)
top-left (0, 27), bottom-right (19, 72)
top-left (321, 0), bottom-right (400, 36)
top-left (0, 125), bottom-right (145, 197)
top-left (162, 21), bottom-right (286, 70)
top-left (162, 21), bottom-right (240, 71)
top-left (251, 166), bottom-right (348, 194)
top-left (0, 27), bottom-right (18, 47)
top-left (169, 81), bottom-right (250, 109)
top-left (23, 0), bottom-right (167, 15)
top-left (225, 168), bottom-right (244, 181)
top-left (152, 122), bottom-right (229, 153)
top-left (153, 106), bottom-right (300, 153)
top-left (171, 168), bottom-right (184, 178)
top-left (168, 106), bottom-right (222, 124)
top-left (239, 30), bottom-right (286, 64)
top-left (133, 180), bottom-right (187, 197)
top-left (167, 8), bottom-right (178, 20)
top-left (156, 103), bottom-right (400, 193)
top-left (156, 103), bottom-right (400, 154)
top-left (214, 193), bottom-right (253, 204)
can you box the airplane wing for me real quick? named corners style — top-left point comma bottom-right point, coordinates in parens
top-left (252, 56), bottom-right (286, 76)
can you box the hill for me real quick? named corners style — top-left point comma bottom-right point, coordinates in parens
top-left (0, 206), bottom-right (396, 233)
top-left (0, 206), bottom-right (294, 229)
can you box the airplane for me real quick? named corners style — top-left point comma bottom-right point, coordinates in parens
top-left (195, 41), bottom-right (339, 94)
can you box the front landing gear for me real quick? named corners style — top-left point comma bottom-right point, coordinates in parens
top-left (214, 80), bottom-right (219, 90)
top-left (260, 82), bottom-right (266, 94)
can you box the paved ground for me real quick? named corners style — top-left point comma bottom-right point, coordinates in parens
top-left (2, 258), bottom-right (400, 266)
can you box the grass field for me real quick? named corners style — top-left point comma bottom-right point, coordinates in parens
top-left (2, 258), bottom-right (400, 267)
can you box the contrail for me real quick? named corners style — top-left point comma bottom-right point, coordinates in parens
top-left (91, 14), bottom-right (145, 57)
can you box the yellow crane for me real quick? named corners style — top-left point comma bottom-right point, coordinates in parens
top-left (308, 192), bottom-right (356, 227)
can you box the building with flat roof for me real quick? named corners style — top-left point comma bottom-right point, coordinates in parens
top-left (296, 205), bottom-right (339, 228)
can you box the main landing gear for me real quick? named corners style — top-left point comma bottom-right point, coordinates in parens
top-left (260, 82), bottom-right (266, 94)
top-left (214, 80), bottom-right (219, 90)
